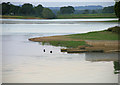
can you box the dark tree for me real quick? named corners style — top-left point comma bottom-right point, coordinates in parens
top-left (34, 4), bottom-right (44, 17)
top-left (60, 6), bottom-right (75, 14)
top-left (102, 6), bottom-right (114, 13)
top-left (20, 3), bottom-right (34, 15)
top-left (114, 1), bottom-right (120, 21)
top-left (2, 2), bottom-right (11, 15)
top-left (9, 4), bottom-right (20, 15)
top-left (83, 9), bottom-right (89, 14)
top-left (42, 8), bottom-right (56, 19)
top-left (1, 2), bottom-right (56, 19)
top-left (92, 10), bottom-right (97, 14)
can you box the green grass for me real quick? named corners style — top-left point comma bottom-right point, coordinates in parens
top-left (41, 28), bottom-right (119, 48)
top-left (40, 27), bottom-right (119, 48)
top-left (1, 13), bottom-right (117, 19)
top-left (42, 41), bottom-right (86, 48)
top-left (103, 20), bottom-right (118, 22)
top-left (57, 13), bottom-right (117, 19)
top-left (2, 15), bottom-right (42, 19)
top-left (68, 31), bottom-right (119, 40)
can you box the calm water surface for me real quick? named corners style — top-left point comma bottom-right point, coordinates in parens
top-left (1, 19), bottom-right (119, 83)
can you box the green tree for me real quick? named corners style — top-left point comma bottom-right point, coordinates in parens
top-left (114, 1), bottom-right (120, 21)
top-left (102, 6), bottom-right (114, 13)
top-left (20, 3), bottom-right (34, 16)
top-left (92, 10), bottom-right (97, 14)
top-left (2, 2), bottom-right (11, 15)
top-left (42, 8), bottom-right (56, 19)
top-left (60, 6), bottom-right (75, 14)
top-left (34, 4), bottom-right (44, 17)
top-left (9, 4), bottom-right (20, 15)
top-left (83, 9), bottom-right (89, 14)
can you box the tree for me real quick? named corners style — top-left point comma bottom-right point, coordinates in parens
top-left (2, 2), bottom-right (11, 15)
top-left (102, 6), bottom-right (114, 13)
top-left (60, 6), bottom-right (75, 14)
top-left (20, 3), bottom-right (34, 15)
top-left (9, 4), bottom-right (20, 15)
top-left (114, 1), bottom-right (120, 21)
top-left (83, 9), bottom-right (89, 14)
top-left (42, 8), bottom-right (56, 19)
top-left (92, 10), bottom-right (97, 14)
top-left (34, 4), bottom-right (44, 17)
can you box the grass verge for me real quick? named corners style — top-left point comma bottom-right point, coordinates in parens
top-left (57, 13), bottom-right (117, 19)
top-left (42, 41), bottom-right (86, 48)
top-left (1, 15), bottom-right (42, 19)
top-left (67, 31), bottom-right (119, 40)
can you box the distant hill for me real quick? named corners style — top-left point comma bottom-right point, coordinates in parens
top-left (48, 5), bottom-right (103, 11)
top-left (75, 5), bottom-right (103, 10)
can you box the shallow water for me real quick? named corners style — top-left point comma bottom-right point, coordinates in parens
top-left (1, 19), bottom-right (119, 83)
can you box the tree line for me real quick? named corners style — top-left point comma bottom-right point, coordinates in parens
top-left (1, 2), bottom-right (56, 19)
top-left (1, 2), bottom-right (120, 20)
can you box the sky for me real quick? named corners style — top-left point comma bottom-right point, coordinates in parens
top-left (1, 0), bottom-right (115, 7)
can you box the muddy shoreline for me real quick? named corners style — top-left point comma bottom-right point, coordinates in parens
top-left (29, 35), bottom-right (120, 53)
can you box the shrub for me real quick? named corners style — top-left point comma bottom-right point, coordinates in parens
top-left (107, 26), bottom-right (120, 33)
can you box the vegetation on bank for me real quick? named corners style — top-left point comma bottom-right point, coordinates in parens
top-left (57, 13), bottom-right (117, 19)
top-left (1, 13), bottom-right (117, 19)
top-left (42, 41), bottom-right (86, 48)
top-left (68, 31), bottom-right (119, 40)
top-left (2, 15), bottom-right (42, 19)
top-left (39, 26), bottom-right (120, 48)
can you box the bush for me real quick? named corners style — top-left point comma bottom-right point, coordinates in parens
top-left (42, 8), bottom-right (56, 19)
top-left (107, 26), bottom-right (120, 33)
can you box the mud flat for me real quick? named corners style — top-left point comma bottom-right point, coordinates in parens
top-left (61, 41), bottom-right (120, 53)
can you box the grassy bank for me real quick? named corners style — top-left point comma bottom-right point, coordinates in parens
top-left (41, 31), bottom-right (119, 48)
top-left (1, 15), bottom-right (42, 19)
top-left (67, 31), bottom-right (119, 40)
top-left (1, 13), bottom-right (117, 19)
top-left (30, 26), bottom-right (120, 48)
top-left (57, 13), bottom-right (117, 19)
top-left (42, 41), bottom-right (86, 48)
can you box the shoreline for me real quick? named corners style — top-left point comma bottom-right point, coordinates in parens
top-left (29, 30), bottom-right (120, 53)
top-left (1, 19), bottom-right (118, 24)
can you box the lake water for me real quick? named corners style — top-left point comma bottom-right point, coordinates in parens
top-left (1, 19), bottom-right (119, 83)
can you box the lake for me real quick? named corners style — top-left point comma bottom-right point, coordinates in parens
top-left (1, 19), bottom-right (119, 83)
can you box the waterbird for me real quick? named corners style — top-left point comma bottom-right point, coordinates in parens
top-left (50, 51), bottom-right (52, 53)
top-left (43, 49), bottom-right (45, 52)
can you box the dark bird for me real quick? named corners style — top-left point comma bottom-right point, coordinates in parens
top-left (50, 51), bottom-right (52, 53)
top-left (43, 49), bottom-right (45, 52)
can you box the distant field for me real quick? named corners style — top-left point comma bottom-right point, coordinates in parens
top-left (1, 13), bottom-right (117, 19)
top-left (1, 15), bottom-right (42, 19)
top-left (57, 13), bottom-right (117, 19)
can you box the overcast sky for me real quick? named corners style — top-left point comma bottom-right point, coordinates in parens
top-left (1, 0), bottom-right (115, 7)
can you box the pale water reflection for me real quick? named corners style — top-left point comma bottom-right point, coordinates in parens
top-left (1, 19), bottom-right (119, 83)
top-left (2, 34), bottom-right (118, 83)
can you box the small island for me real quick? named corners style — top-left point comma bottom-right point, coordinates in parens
top-left (29, 26), bottom-right (120, 53)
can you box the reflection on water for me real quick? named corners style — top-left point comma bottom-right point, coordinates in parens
top-left (1, 19), bottom-right (119, 83)
top-left (2, 34), bottom-right (118, 83)
top-left (85, 53), bottom-right (118, 62)
top-left (114, 61), bottom-right (120, 74)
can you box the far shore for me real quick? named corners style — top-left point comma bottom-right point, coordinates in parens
top-left (1, 18), bottom-right (118, 24)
